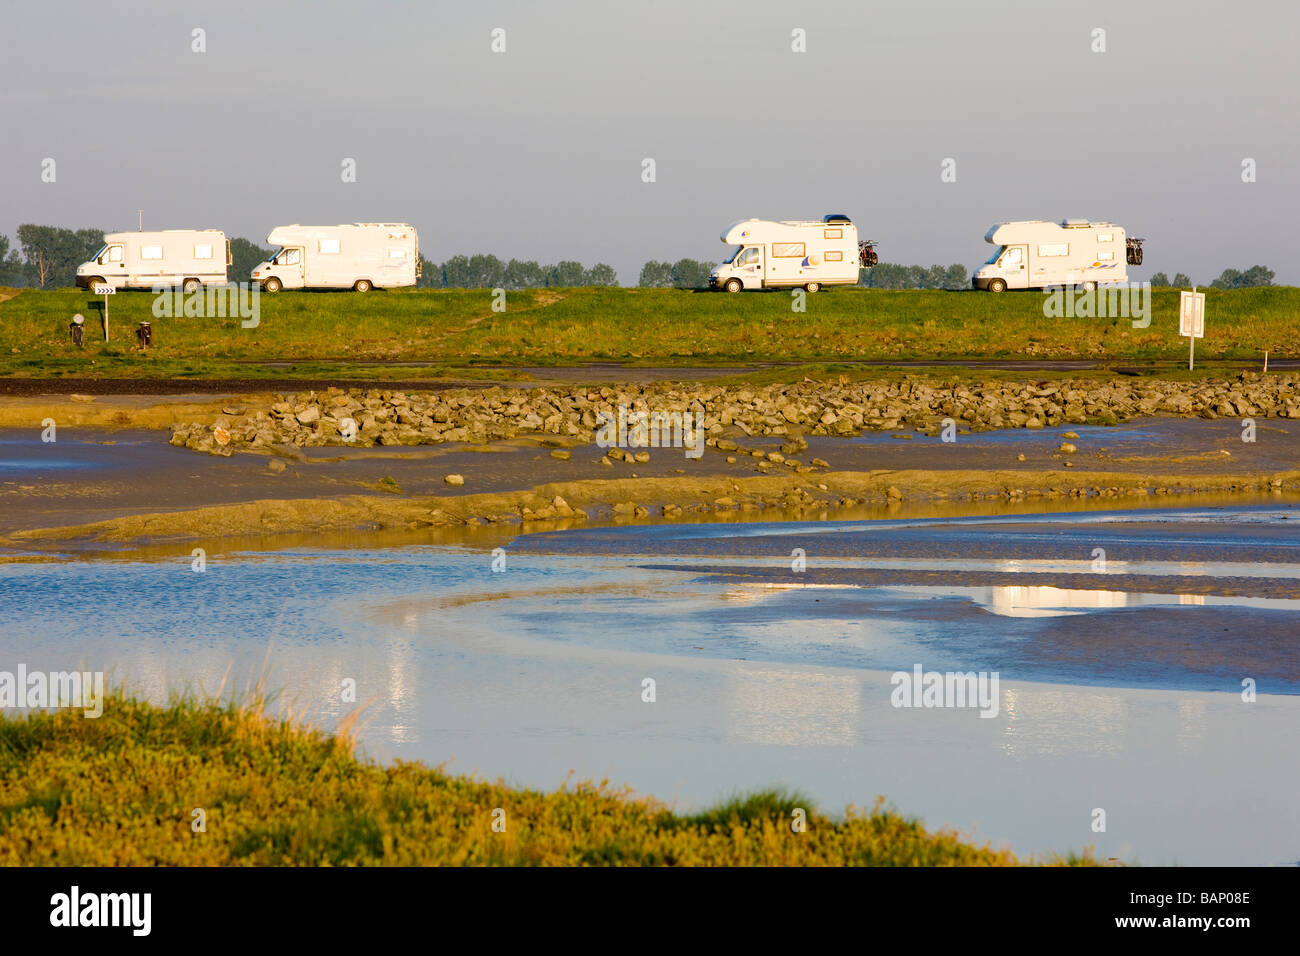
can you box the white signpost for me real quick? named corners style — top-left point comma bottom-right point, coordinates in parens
top-left (1179, 287), bottom-right (1205, 370)
top-left (90, 283), bottom-right (115, 341)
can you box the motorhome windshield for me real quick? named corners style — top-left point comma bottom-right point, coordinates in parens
top-left (986, 246), bottom-right (1005, 265)
top-left (720, 244), bottom-right (742, 264)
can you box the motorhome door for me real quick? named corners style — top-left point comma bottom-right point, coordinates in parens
top-left (735, 245), bottom-right (763, 288)
top-left (1002, 244), bottom-right (1028, 288)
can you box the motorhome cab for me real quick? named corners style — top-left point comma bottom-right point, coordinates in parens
top-left (973, 219), bottom-right (1140, 292)
top-left (710, 215), bottom-right (867, 292)
top-left (76, 230), bottom-right (230, 292)
top-left (251, 223), bottom-right (420, 292)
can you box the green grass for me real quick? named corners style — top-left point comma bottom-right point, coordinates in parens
top-left (0, 692), bottom-right (1095, 866)
top-left (1, 284), bottom-right (1293, 379)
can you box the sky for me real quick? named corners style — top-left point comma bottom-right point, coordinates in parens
top-left (2, 0), bottom-right (1297, 284)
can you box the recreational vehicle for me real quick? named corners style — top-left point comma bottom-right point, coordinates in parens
top-left (709, 215), bottom-right (870, 292)
top-left (76, 230), bottom-right (230, 292)
top-left (972, 220), bottom-right (1141, 292)
top-left (251, 223), bottom-right (420, 292)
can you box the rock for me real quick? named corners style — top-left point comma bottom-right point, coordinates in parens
top-left (632, 451), bottom-right (651, 463)
top-left (550, 449), bottom-right (572, 460)
top-left (1017, 453), bottom-right (1026, 462)
top-left (295, 406), bottom-right (320, 425)
top-left (1061, 431), bottom-right (1079, 439)
top-left (1059, 442), bottom-right (1078, 454)
top-left (444, 474), bottom-right (465, 486)
top-left (267, 458), bottom-right (287, 473)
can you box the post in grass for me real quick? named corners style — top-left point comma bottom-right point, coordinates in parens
top-left (1179, 286), bottom-right (1205, 371)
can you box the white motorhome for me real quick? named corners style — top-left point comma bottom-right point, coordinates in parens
top-left (76, 230), bottom-right (230, 292)
top-left (251, 223), bottom-right (420, 292)
top-left (972, 219), bottom-right (1136, 292)
top-left (709, 215), bottom-right (867, 292)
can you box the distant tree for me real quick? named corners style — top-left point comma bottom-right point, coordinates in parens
top-left (440, 255), bottom-right (473, 288)
top-left (670, 258), bottom-right (713, 289)
top-left (465, 253), bottom-right (505, 288)
top-left (504, 258), bottom-right (546, 289)
top-left (1148, 271), bottom-right (1170, 286)
top-left (0, 235), bottom-right (23, 287)
top-left (1211, 265), bottom-right (1274, 289)
top-left (942, 263), bottom-right (968, 290)
top-left (1240, 265), bottom-right (1275, 287)
top-left (228, 237), bottom-right (271, 282)
top-left (1172, 272), bottom-right (1191, 287)
top-left (417, 257), bottom-right (441, 287)
top-left (638, 260), bottom-right (674, 287)
top-left (584, 263), bottom-right (619, 287)
top-left (16, 224), bottom-right (103, 287)
top-left (920, 264), bottom-right (951, 290)
top-left (547, 260), bottom-right (586, 287)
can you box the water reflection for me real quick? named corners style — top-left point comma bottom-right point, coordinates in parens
top-left (723, 665), bottom-right (859, 746)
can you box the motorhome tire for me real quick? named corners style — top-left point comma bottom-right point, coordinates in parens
top-left (988, 279), bottom-right (1006, 293)
top-left (724, 278), bottom-right (742, 293)
top-left (354, 280), bottom-right (373, 292)
top-left (182, 278), bottom-right (201, 294)
top-left (262, 277), bottom-right (282, 293)
top-left (804, 282), bottom-right (821, 293)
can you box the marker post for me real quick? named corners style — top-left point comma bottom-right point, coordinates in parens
top-left (1179, 286), bottom-right (1205, 371)
top-left (90, 283), bottom-right (115, 341)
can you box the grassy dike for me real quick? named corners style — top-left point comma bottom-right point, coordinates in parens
top-left (0, 693), bottom-right (1094, 866)
top-left (0, 285), bottom-right (1296, 377)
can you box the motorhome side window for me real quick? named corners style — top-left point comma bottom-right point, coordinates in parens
top-left (771, 242), bottom-right (805, 258)
top-left (737, 247), bottom-right (759, 266)
top-left (107, 246), bottom-right (123, 262)
top-left (1037, 243), bottom-right (1069, 257)
top-left (274, 248), bottom-right (301, 265)
top-left (1002, 247), bottom-right (1022, 265)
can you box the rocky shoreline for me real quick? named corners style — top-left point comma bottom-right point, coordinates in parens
top-left (169, 373), bottom-right (1300, 457)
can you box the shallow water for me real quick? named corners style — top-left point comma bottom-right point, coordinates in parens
top-left (2, 502), bottom-right (1298, 865)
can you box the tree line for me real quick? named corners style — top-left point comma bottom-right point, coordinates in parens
top-left (417, 254), bottom-right (617, 289)
top-left (1149, 267), bottom-right (1274, 289)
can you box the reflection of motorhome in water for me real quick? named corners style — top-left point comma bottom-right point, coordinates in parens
top-left (76, 230), bottom-right (230, 291)
top-left (972, 220), bottom-right (1143, 292)
top-left (709, 215), bottom-right (873, 292)
top-left (251, 223), bottom-right (420, 292)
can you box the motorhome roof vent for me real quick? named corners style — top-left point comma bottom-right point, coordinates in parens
top-left (1061, 218), bottom-right (1091, 227)
top-left (823, 213), bottom-right (852, 223)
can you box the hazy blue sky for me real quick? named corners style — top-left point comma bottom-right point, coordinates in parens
top-left (2, 0), bottom-right (1296, 283)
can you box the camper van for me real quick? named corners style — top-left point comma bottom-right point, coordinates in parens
top-left (709, 215), bottom-right (868, 292)
top-left (972, 220), bottom-right (1139, 292)
top-left (76, 230), bottom-right (230, 292)
top-left (251, 223), bottom-right (420, 292)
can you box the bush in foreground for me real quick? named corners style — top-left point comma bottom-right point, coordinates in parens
top-left (0, 694), bottom-right (1093, 866)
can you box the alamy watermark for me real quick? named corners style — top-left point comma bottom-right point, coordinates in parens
top-left (596, 405), bottom-right (705, 459)
top-left (890, 664), bottom-right (999, 718)
top-left (1043, 282), bottom-right (1150, 327)
top-left (0, 665), bottom-right (104, 718)
top-left (152, 282), bottom-right (260, 328)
